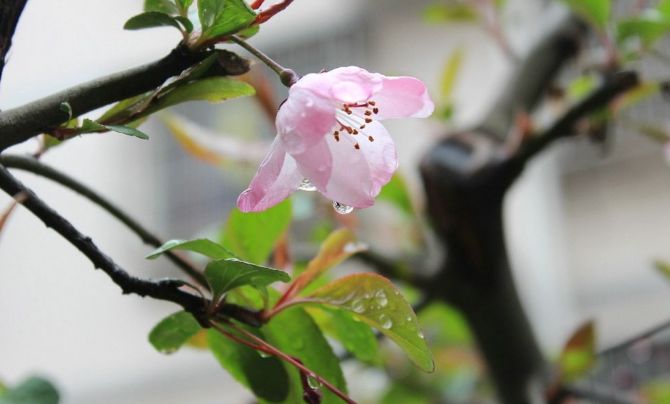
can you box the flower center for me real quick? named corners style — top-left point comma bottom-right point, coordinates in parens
top-left (332, 100), bottom-right (379, 150)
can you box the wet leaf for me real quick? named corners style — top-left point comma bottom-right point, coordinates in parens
top-left (198, 0), bottom-right (256, 39)
top-left (147, 77), bottom-right (255, 112)
top-left (308, 307), bottom-right (379, 364)
top-left (144, 0), bottom-right (179, 14)
top-left (204, 258), bottom-right (290, 300)
top-left (558, 320), bottom-right (596, 382)
top-left (308, 273), bottom-right (434, 372)
top-left (148, 311), bottom-right (202, 354)
top-left (207, 328), bottom-right (290, 402)
top-left (220, 199), bottom-right (292, 264)
top-left (146, 238), bottom-right (235, 260)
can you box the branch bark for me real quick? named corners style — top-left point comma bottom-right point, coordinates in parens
top-left (0, 0), bottom-right (28, 85)
top-left (0, 44), bottom-right (246, 150)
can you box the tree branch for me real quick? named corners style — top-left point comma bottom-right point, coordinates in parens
top-left (0, 162), bottom-right (210, 324)
top-left (0, 153), bottom-right (207, 287)
top-left (0, 0), bottom-right (28, 85)
top-left (511, 70), bottom-right (639, 167)
top-left (0, 43), bottom-right (248, 151)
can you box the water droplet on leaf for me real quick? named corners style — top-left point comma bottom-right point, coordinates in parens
top-left (298, 178), bottom-right (317, 192)
top-left (418, 331), bottom-right (425, 339)
top-left (379, 314), bottom-right (393, 329)
top-left (351, 299), bottom-right (366, 313)
top-left (374, 290), bottom-right (388, 307)
top-left (333, 201), bottom-right (354, 215)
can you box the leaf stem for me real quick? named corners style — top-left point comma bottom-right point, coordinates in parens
top-left (229, 35), bottom-right (298, 87)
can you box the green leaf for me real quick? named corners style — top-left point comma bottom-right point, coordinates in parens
top-left (220, 199), bottom-right (292, 264)
top-left (80, 119), bottom-right (107, 132)
top-left (558, 320), bottom-right (596, 382)
top-left (378, 173), bottom-right (415, 216)
top-left (124, 12), bottom-right (182, 31)
top-left (655, 260), bottom-right (670, 281)
top-left (308, 273), bottom-right (434, 372)
top-left (204, 258), bottom-right (290, 300)
top-left (176, 0), bottom-right (194, 14)
top-left (98, 92), bottom-right (152, 123)
top-left (146, 238), bottom-right (235, 260)
top-left (148, 311), bottom-right (202, 354)
top-left (174, 15), bottom-right (194, 32)
top-left (308, 307), bottom-right (379, 364)
top-left (147, 77), bottom-right (255, 112)
top-left (563, 0), bottom-right (610, 30)
top-left (104, 124), bottom-right (150, 140)
top-left (567, 74), bottom-right (598, 101)
top-left (144, 0), bottom-right (179, 14)
top-left (617, 0), bottom-right (670, 48)
top-left (263, 307), bottom-right (347, 404)
top-left (198, 0), bottom-right (256, 39)
top-left (439, 48), bottom-right (464, 102)
top-left (207, 328), bottom-right (290, 402)
top-left (0, 377), bottom-right (59, 404)
top-left (418, 302), bottom-right (471, 346)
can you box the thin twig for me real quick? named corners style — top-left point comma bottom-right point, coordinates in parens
top-left (0, 154), bottom-right (208, 287)
top-left (0, 163), bottom-right (211, 324)
top-left (511, 71), bottom-right (639, 166)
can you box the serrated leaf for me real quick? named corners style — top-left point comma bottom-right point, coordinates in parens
top-left (288, 229), bottom-right (365, 297)
top-left (221, 199), bottom-right (292, 264)
top-left (147, 238), bottom-right (235, 260)
top-left (263, 307), bottom-right (347, 404)
top-left (207, 328), bottom-right (289, 402)
top-left (124, 11), bottom-right (182, 31)
top-left (308, 273), bottom-right (434, 372)
top-left (144, 0), bottom-right (179, 14)
top-left (378, 173), bottom-right (415, 216)
top-left (198, 0), bottom-right (256, 39)
top-left (563, 0), bottom-right (610, 30)
top-left (147, 77), bottom-right (255, 112)
top-left (0, 377), bottom-right (59, 404)
top-left (558, 320), bottom-right (596, 382)
top-left (204, 258), bottom-right (290, 300)
top-left (308, 307), bottom-right (379, 364)
top-left (148, 311), bottom-right (202, 354)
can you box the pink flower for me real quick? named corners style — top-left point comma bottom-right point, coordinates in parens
top-left (237, 66), bottom-right (434, 212)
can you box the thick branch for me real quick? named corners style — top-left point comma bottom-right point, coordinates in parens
top-left (0, 163), bottom-right (210, 323)
top-left (0, 0), bottom-right (28, 85)
top-left (0, 44), bottom-right (219, 150)
top-left (0, 154), bottom-right (207, 287)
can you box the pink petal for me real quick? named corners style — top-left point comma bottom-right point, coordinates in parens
top-left (296, 66), bottom-right (384, 105)
top-left (276, 87), bottom-right (336, 155)
top-left (316, 121), bottom-right (397, 208)
top-left (237, 137), bottom-right (303, 212)
top-left (292, 138), bottom-right (333, 190)
top-left (372, 76), bottom-right (434, 120)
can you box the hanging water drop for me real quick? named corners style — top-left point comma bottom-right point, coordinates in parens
top-left (374, 290), bottom-right (388, 307)
top-left (418, 331), bottom-right (425, 339)
top-left (379, 314), bottom-right (393, 329)
top-left (298, 178), bottom-right (317, 192)
top-left (333, 201), bottom-right (354, 215)
top-left (307, 374), bottom-right (323, 389)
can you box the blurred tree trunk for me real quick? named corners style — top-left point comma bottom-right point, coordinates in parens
top-left (420, 8), bottom-right (586, 404)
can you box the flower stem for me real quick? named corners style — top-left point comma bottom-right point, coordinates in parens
top-left (229, 35), bottom-right (298, 87)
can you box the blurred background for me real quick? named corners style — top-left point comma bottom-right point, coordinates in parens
top-left (2, 0), bottom-right (670, 402)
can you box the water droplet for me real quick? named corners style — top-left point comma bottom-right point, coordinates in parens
top-left (259, 351), bottom-right (272, 358)
top-left (332, 201), bottom-right (354, 214)
top-left (305, 99), bottom-right (315, 108)
top-left (418, 331), bottom-right (425, 339)
top-left (307, 374), bottom-right (323, 389)
top-left (374, 290), bottom-right (388, 307)
top-left (379, 314), bottom-right (393, 329)
top-left (343, 241), bottom-right (368, 253)
top-left (298, 178), bottom-right (317, 192)
top-left (406, 315), bottom-right (412, 322)
top-left (351, 299), bottom-right (366, 313)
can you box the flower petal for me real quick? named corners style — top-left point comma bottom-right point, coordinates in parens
top-left (317, 121), bottom-right (397, 208)
top-left (237, 137), bottom-right (303, 212)
top-left (293, 138), bottom-right (333, 190)
top-left (276, 87), bottom-right (336, 155)
top-left (372, 76), bottom-right (434, 120)
top-left (296, 66), bottom-right (384, 104)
